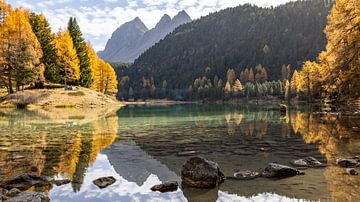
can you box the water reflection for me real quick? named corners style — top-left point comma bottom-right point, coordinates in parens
top-left (0, 105), bottom-right (359, 201)
top-left (0, 107), bottom-right (119, 193)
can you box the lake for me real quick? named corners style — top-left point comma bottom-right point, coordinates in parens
top-left (0, 104), bottom-right (359, 201)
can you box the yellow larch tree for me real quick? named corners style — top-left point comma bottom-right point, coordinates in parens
top-left (0, 6), bottom-right (43, 93)
top-left (54, 29), bottom-right (80, 85)
top-left (87, 43), bottom-right (117, 94)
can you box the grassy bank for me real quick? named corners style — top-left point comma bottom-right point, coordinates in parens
top-left (0, 87), bottom-right (124, 109)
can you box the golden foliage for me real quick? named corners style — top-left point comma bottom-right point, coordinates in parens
top-left (87, 44), bottom-right (117, 94)
top-left (54, 30), bottom-right (80, 84)
top-left (0, 6), bottom-right (43, 92)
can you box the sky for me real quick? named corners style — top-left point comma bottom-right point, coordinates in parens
top-left (7, 0), bottom-right (294, 51)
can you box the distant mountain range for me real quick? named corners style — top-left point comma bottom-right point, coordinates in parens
top-left (98, 10), bottom-right (192, 63)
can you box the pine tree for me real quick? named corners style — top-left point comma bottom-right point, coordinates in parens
top-left (68, 17), bottom-right (92, 87)
top-left (29, 13), bottom-right (60, 83)
top-left (54, 30), bottom-right (80, 85)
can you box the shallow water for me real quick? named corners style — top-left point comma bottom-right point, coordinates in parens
top-left (0, 104), bottom-right (359, 201)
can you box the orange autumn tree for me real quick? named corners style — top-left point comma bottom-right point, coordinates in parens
top-left (87, 43), bottom-right (117, 94)
top-left (54, 30), bottom-right (80, 85)
top-left (0, 5), bottom-right (43, 93)
top-left (298, 0), bottom-right (359, 100)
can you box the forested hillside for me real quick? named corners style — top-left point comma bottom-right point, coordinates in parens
top-left (133, 1), bottom-right (330, 85)
top-left (116, 0), bottom-right (333, 100)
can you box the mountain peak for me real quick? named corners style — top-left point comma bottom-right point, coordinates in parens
top-left (172, 10), bottom-right (192, 25)
top-left (156, 14), bottom-right (172, 27)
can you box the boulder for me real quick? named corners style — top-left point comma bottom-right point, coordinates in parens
top-left (262, 163), bottom-right (304, 178)
top-left (346, 168), bottom-right (358, 175)
top-left (93, 176), bottom-right (116, 189)
top-left (54, 179), bottom-right (71, 186)
top-left (150, 182), bottom-right (178, 192)
top-left (181, 156), bottom-right (225, 188)
top-left (336, 157), bottom-right (360, 168)
top-left (7, 192), bottom-right (49, 202)
top-left (290, 156), bottom-right (325, 168)
top-left (0, 174), bottom-right (53, 191)
top-left (233, 170), bottom-right (260, 180)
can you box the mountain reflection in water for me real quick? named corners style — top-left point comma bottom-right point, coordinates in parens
top-left (0, 105), bottom-right (359, 201)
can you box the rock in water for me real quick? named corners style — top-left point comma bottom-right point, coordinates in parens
top-left (181, 156), bottom-right (225, 188)
top-left (336, 157), bottom-right (360, 168)
top-left (233, 170), bottom-right (260, 180)
top-left (6, 188), bottom-right (21, 197)
top-left (346, 168), bottom-right (358, 175)
top-left (262, 163), bottom-right (304, 178)
top-left (7, 192), bottom-right (49, 202)
top-left (290, 156), bottom-right (325, 168)
top-left (30, 166), bottom-right (39, 173)
top-left (54, 179), bottom-right (71, 186)
top-left (151, 182), bottom-right (178, 192)
top-left (279, 104), bottom-right (287, 115)
top-left (93, 176), bottom-right (116, 189)
top-left (0, 174), bottom-right (52, 191)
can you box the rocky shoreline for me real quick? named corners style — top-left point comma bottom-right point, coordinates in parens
top-left (1, 156), bottom-right (358, 200)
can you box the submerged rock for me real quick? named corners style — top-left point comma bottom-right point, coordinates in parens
top-left (0, 174), bottom-right (52, 191)
top-left (336, 157), bottom-right (360, 168)
top-left (1, 188), bottom-right (8, 201)
top-left (346, 168), bottom-right (358, 175)
top-left (181, 156), bottom-right (225, 188)
top-left (93, 176), bottom-right (116, 189)
top-left (233, 170), bottom-right (260, 180)
top-left (279, 104), bottom-right (287, 114)
top-left (6, 188), bottom-right (21, 197)
top-left (290, 156), bottom-right (325, 168)
top-left (30, 166), bottom-right (39, 173)
top-left (54, 179), bottom-right (71, 186)
top-left (151, 181), bottom-right (178, 192)
top-left (262, 163), bottom-right (304, 178)
top-left (7, 192), bottom-right (49, 202)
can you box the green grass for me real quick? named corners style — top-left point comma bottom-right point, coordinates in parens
top-left (68, 91), bottom-right (85, 96)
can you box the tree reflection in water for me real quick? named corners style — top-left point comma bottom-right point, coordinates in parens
top-left (0, 105), bottom-right (359, 201)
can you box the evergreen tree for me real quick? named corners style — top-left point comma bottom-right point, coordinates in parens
top-left (68, 17), bottom-right (92, 87)
top-left (29, 13), bottom-right (60, 84)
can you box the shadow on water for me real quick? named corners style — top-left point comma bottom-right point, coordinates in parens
top-left (0, 104), bottom-right (359, 201)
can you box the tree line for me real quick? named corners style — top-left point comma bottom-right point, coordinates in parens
top-left (0, 1), bottom-right (117, 95)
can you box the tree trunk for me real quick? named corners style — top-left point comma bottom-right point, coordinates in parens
top-left (8, 71), bottom-right (14, 94)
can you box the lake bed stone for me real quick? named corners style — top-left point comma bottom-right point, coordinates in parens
top-left (0, 174), bottom-right (52, 191)
top-left (262, 163), bottom-right (304, 178)
top-left (93, 176), bottom-right (116, 189)
top-left (336, 157), bottom-right (360, 168)
top-left (233, 170), bottom-right (260, 180)
top-left (150, 182), bottom-right (178, 192)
